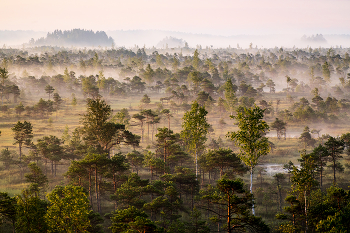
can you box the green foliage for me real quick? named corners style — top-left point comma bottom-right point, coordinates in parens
top-left (44, 85), bottom-right (55, 100)
top-left (184, 207), bottom-right (210, 233)
top-left (82, 76), bottom-right (99, 98)
top-left (140, 94), bottom-right (151, 106)
top-left (144, 185), bottom-right (184, 228)
top-left (16, 189), bottom-right (48, 233)
top-left (110, 206), bottom-right (159, 233)
top-left (322, 61), bottom-right (331, 82)
top-left (324, 136), bottom-right (345, 184)
top-left (126, 151), bottom-right (144, 174)
top-left (223, 79), bottom-right (237, 115)
top-left (0, 148), bottom-right (16, 170)
top-left (45, 185), bottom-right (91, 233)
top-left (37, 135), bottom-right (65, 176)
top-left (299, 126), bottom-right (316, 149)
top-left (200, 148), bottom-right (247, 177)
top-left (228, 105), bottom-right (270, 215)
top-left (12, 121), bottom-right (33, 158)
top-left (201, 177), bottom-right (270, 232)
top-left (81, 97), bottom-right (132, 154)
top-left (155, 127), bottom-right (189, 171)
top-left (3, 40), bottom-right (350, 233)
top-left (181, 101), bottom-right (210, 176)
top-left (53, 92), bottom-right (63, 110)
top-left (271, 118), bottom-right (287, 140)
top-left (25, 162), bottom-right (48, 192)
top-left (193, 49), bottom-right (200, 70)
top-left (144, 64), bottom-right (155, 84)
top-left (291, 151), bottom-right (319, 197)
top-left (0, 67), bottom-right (9, 86)
top-left (228, 105), bottom-right (270, 170)
top-left (15, 102), bottom-right (25, 116)
top-left (0, 192), bottom-right (16, 230)
top-left (130, 76), bottom-right (146, 93)
top-left (113, 173), bottom-right (150, 209)
top-left (279, 186), bottom-right (350, 232)
top-left (113, 108), bottom-right (131, 126)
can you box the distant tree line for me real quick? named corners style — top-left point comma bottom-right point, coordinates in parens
top-left (32, 29), bottom-right (114, 47)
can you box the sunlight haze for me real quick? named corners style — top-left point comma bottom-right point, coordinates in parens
top-left (2, 0), bottom-right (350, 35)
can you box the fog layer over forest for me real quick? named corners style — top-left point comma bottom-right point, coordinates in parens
top-left (2, 29), bottom-right (350, 49)
top-left (1, 34), bottom-right (350, 232)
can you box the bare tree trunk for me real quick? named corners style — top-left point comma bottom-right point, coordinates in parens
top-left (333, 159), bottom-right (336, 185)
top-left (305, 190), bottom-right (308, 233)
top-left (250, 167), bottom-right (255, 215)
top-left (227, 195), bottom-right (231, 233)
top-left (95, 167), bottom-right (100, 213)
top-left (19, 143), bottom-right (22, 161)
top-left (89, 168), bottom-right (93, 208)
top-left (51, 161), bottom-right (54, 175)
top-left (195, 145), bottom-right (198, 178)
top-left (54, 162), bottom-right (57, 177)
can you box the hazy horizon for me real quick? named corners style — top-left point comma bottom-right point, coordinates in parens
top-left (2, 0), bottom-right (350, 35)
top-left (2, 0), bottom-right (350, 48)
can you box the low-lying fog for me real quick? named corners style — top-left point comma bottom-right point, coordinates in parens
top-left (1, 30), bottom-right (350, 49)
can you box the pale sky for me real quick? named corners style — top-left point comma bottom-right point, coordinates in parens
top-left (2, 0), bottom-right (350, 35)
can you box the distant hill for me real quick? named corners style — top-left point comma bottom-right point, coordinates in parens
top-left (33, 29), bottom-right (114, 47)
top-left (156, 36), bottom-right (187, 48)
top-left (300, 34), bottom-right (327, 46)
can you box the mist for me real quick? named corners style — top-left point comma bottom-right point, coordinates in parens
top-left (2, 29), bottom-right (350, 50)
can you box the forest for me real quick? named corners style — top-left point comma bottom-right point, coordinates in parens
top-left (0, 43), bottom-right (349, 232)
top-left (31, 29), bottom-right (115, 47)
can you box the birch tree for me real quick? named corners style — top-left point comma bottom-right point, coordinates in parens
top-left (227, 105), bottom-right (270, 215)
top-left (181, 101), bottom-right (210, 177)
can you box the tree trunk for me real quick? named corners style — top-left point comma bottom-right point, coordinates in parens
top-left (195, 145), bottom-right (198, 178)
top-left (95, 167), bottom-right (100, 213)
top-left (152, 123), bottom-right (154, 141)
top-left (19, 143), bottom-right (22, 161)
top-left (277, 184), bottom-right (282, 212)
top-left (227, 195), bottom-right (231, 233)
top-left (304, 190), bottom-right (308, 233)
top-left (202, 169), bottom-right (204, 187)
top-left (320, 161), bottom-right (323, 189)
top-left (250, 167), bottom-right (255, 215)
top-left (89, 168), bottom-right (93, 208)
top-left (147, 121), bottom-right (150, 141)
top-left (141, 124), bottom-right (144, 143)
top-left (333, 158), bottom-right (336, 185)
top-left (113, 174), bottom-right (117, 210)
top-left (164, 139), bottom-right (167, 174)
top-left (191, 187), bottom-right (194, 210)
top-left (51, 161), bottom-right (54, 175)
top-left (45, 159), bottom-right (48, 175)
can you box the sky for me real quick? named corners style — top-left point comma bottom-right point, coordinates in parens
top-left (1, 0), bottom-right (350, 36)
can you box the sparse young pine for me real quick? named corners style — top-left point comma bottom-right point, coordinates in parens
top-left (12, 121), bottom-right (33, 159)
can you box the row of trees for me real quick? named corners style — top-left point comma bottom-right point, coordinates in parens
top-left (3, 92), bottom-right (350, 232)
top-left (0, 95), bottom-right (275, 232)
